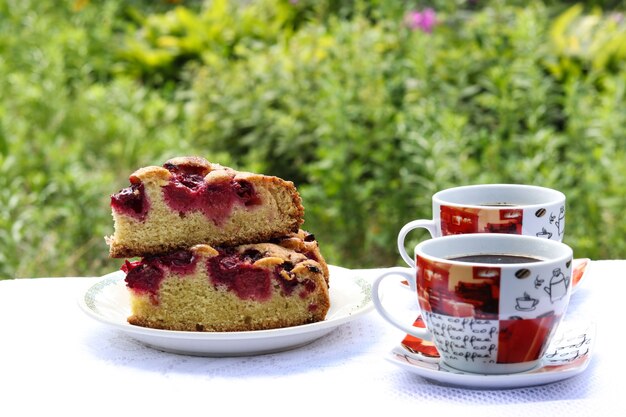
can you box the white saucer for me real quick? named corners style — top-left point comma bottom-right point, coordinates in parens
top-left (386, 320), bottom-right (595, 389)
top-left (79, 265), bottom-right (373, 356)
top-left (571, 258), bottom-right (590, 292)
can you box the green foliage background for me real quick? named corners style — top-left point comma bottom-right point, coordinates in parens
top-left (1, 0), bottom-right (625, 279)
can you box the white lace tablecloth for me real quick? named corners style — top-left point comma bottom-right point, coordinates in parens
top-left (0, 261), bottom-right (623, 416)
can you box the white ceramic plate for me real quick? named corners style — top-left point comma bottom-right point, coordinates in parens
top-left (386, 320), bottom-right (595, 389)
top-left (79, 265), bottom-right (373, 356)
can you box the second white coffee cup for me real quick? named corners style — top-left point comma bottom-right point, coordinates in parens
top-left (398, 184), bottom-right (566, 267)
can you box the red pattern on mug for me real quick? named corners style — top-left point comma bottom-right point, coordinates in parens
top-left (497, 314), bottom-right (558, 363)
top-left (417, 257), bottom-right (500, 320)
top-left (440, 205), bottom-right (523, 236)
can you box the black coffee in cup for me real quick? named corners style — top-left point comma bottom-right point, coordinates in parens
top-left (448, 254), bottom-right (542, 264)
top-left (479, 203), bottom-right (519, 207)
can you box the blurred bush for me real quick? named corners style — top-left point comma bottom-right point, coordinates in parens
top-left (1, 0), bottom-right (625, 278)
top-left (188, 1), bottom-right (626, 267)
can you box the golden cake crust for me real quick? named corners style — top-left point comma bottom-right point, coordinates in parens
top-left (270, 229), bottom-right (329, 281)
top-left (107, 157), bottom-right (305, 258)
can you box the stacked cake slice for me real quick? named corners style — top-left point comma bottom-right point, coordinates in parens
top-left (107, 157), bottom-right (330, 332)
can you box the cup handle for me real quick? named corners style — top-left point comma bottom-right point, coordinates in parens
top-left (372, 268), bottom-right (432, 341)
top-left (397, 219), bottom-right (437, 268)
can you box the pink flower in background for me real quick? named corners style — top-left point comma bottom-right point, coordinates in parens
top-left (405, 8), bottom-right (437, 33)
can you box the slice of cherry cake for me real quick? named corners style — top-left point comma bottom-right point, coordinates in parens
top-left (106, 157), bottom-right (305, 258)
top-left (122, 236), bottom-right (330, 332)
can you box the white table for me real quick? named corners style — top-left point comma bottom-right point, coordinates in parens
top-left (1, 261), bottom-right (622, 416)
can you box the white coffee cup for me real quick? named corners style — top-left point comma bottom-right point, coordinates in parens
top-left (373, 234), bottom-right (573, 374)
top-left (398, 184), bottom-right (566, 267)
